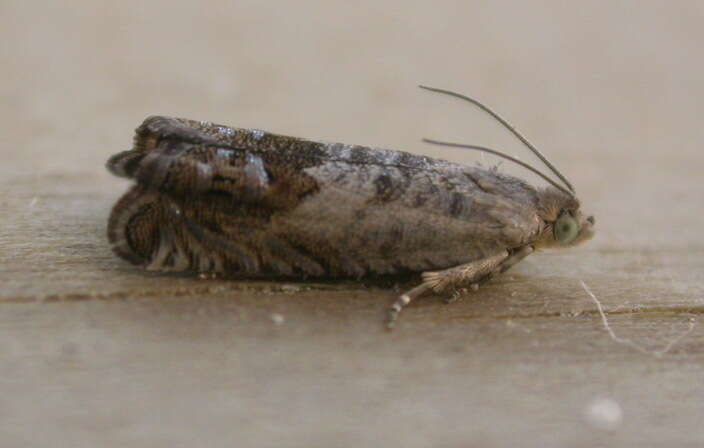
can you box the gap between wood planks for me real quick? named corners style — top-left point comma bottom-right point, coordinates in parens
top-left (3, 282), bottom-right (696, 357)
top-left (1, 280), bottom-right (703, 319)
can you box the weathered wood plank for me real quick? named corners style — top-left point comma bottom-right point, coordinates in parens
top-left (2, 2), bottom-right (704, 446)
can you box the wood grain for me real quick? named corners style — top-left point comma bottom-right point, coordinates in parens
top-left (2, 1), bottom-right (704, 446)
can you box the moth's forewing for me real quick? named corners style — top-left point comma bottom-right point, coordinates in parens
top-left (108, 116), bottom-right (546, 277)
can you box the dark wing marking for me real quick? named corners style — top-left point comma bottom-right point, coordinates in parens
top-left (133, 139), bottom-right (272, 200)
top-left (108, 185), bottom-right (263, 274)
top-left (107, 184), bottom-right (330, 276)
top-left (107, 116), bottom-right (218, 179)
top-left (109, 116), bottom-right (324, 207)
top-left (108, 115), bottom-right (327, 178)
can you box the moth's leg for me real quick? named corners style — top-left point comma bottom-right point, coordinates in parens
top-left (386, 283), bottom-right (433, 329)
top-left (421, 250), bottom-right (510, 296)
top-left (443, 245), bottom-right (536, 296)
top-left (385, 246), bottom-right (535, 329)
top-left (386, 251), bottom-right (509, 329)
top-left (496, 245), bottom-right (534, 274)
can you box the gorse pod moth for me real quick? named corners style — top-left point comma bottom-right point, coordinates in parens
top-left (106, 86), bottom-right (594, 328)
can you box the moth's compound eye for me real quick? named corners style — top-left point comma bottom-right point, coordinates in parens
top-left (553, 212), bottom-right (580, 245)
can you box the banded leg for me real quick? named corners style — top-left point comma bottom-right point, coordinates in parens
top-left (386, 283), bottom-right (433, 329)
top-left (385, 246), bottom-right (534, 329)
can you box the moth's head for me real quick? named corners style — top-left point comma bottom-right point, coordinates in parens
top-left (535, 187), bottom-right (595, 249)
top-left (416, 85), bottom-right (597, 250)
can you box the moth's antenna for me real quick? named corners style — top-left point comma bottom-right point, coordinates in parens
top-left (423, 139), bottom-right (575, 198)
top-left (419, 85), bottom-right (575, 193)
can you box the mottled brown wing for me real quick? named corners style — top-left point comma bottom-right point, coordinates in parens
top-left (107, 116), bottom-right (545, 277)
top-left (107, 116), bottom-right (326, 179)
top-left (270, 157), bottom-right (545, 275)
top-left (108, 153), bottom-right (322, 275)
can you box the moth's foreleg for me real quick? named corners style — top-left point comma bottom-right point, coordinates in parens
top-left (422, 250), bottom-right (511, 295)
top-left (385, 251), bottom-right (508, 329)
top-left (433, 245), bottom-right (534, 297)
top-left (385, 246), bottom-right (535, 329)
top-left (496, 245), bottom-right (534, 274)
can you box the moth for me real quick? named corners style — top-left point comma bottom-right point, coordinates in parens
top-left (106, 86), bottom-right (594, 328)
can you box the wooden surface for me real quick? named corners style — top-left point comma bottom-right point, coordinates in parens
top-left (2, 2), bottom-right (703, 447)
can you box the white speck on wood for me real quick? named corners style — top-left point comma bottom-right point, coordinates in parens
top-left (584, 397), bottom-right (623, 431)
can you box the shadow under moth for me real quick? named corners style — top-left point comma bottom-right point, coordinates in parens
top-left (106, 86), bottom-right (594, 328)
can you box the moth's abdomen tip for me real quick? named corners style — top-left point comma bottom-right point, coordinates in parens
top-left (108, 239), bottom-right (147, 266)
top-left (107, 187), bottom-right (160, 266)
top-left (106, 150), bottom-right (144, 179)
